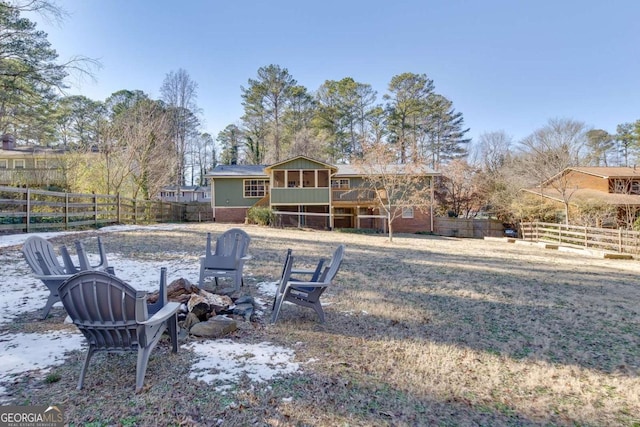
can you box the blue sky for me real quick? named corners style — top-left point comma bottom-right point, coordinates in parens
top-left (34, 0), bottom-right (640, 147)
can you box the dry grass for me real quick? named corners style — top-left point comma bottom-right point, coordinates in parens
top-left (2, 223), bottom-right (640, 426)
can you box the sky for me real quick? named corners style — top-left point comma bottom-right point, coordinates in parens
top-left (30, 0), bottom-right (640, 148)
top-left (0, 225), bottom-right (302, 401)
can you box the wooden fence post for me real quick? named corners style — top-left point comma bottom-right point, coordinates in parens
top-left (24, 188), bottom-right (31, 233)
top-left (93, 192), bottom-right (98, 227)
top-left (65, 192), bottom-right (69, 230)
top-left (619, 228), bottom-right (623, 253)
top-left (584, 226), bottom-right (588, 248)
top-left (116, 193), bottom-right (121, 224)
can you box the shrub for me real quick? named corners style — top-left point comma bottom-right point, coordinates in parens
top-left (247, 206), bottom-right (274, 226)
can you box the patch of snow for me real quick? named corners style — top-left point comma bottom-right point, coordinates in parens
top-left (0, 330), bottom-right (85, 379)
top-left (184, 340), bottom-right (300, 391)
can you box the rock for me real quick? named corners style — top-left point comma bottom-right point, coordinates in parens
top-left (234, 295), bottom-right (255, 305)
top-left (233, 303), bottom-right (254, 321)
top-left (189, 315), bottom-right (237, 338)
top-left (181, 312), bottom-right (201, 331)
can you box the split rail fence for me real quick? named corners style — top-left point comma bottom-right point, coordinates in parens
top-left (0, 186), bottom-right (186, 233)
top-left (520, 222), bottom-right (640, 255)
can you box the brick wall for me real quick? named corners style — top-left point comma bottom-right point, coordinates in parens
top-left (565, 171), bottom-right (608, 192)
top-left (391, 209), bottom-right (432, 233)
top-left (214, 207), bottom-right (249, 223)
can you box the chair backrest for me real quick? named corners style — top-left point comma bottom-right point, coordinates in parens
top-left (318, 244), bottom-right (345, 283)
top-left (59, 271), bottom-right (146, 350)
top-left (275, 249), bottom-right (294, 293)
top-left (22, 236), bottom-right (66, 275)
top-left (215, 228), bottom-right (250, 257)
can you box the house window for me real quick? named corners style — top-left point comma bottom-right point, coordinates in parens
top-left (331, 179), bottom-right (350, 189)
top-left (244, 179), bottom-right (269, 197)
top-left (273, 170), bottom-right (285, 188)
top-left (303, 170), bottom-right (315, 188)
top-left (14, 159), bottom-right (25, 169)
top-left (632, 180), bottom-right (640, 195)
top-left (402, 207), bottom-right (414, 218)
top-left (0, 160), bottom-right (7, 169)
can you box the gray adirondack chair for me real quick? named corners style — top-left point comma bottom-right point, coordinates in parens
top-left (271, 249), bottom-right (326, 311)
top-left (58, 268), bottom-right (180, 393)
top-left (22, 236), bottom-right (114, 318)
top-left (22, 236), bottom-right (77, 319)
top-left (198, 228), bottom-right (251, 290)
top-left (271, 244), bottom-right (345, 324)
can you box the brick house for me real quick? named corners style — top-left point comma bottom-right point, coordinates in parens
top-left (206, 156), bottom-right (437, 233)
top-left (521, 166), bottom-right (640, 225)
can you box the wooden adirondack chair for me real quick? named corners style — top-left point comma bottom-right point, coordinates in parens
top-left (271, 244), bottom-right (345, 324)
top-left (58, 268), bottom-right (180, 393)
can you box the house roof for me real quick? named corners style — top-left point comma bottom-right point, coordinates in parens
top-left (543, 166), bottom-right (640, 185)
top-left (205, 158), bottom-right (439, 179)
top-left (334, 163), bottom-right (438, 177)
top-left (206, 164), bottom-right (268, 178)
top-left (0, 146), bottom-right (67, 157)
top-left (522, 187), bottom-right (640, 206)
top-left (568, 166), bottom-right (640, 178)
top-left (264, 156), bottom-right (337, 173)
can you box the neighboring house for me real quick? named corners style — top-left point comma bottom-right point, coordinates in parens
top-left (158, 185), bottom-right (211, 203)
top-left (521, 166), bottom-right (640, 224)
top-left (206, 156), bottom-right (437, 233)
top-left (0, 135), bottom-right (67, 187)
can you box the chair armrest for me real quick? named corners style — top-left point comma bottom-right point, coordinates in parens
top-left (287, 280), bottom-right (328, 288)
top-left (140, 302), bottom-right (180, 326)
top-left (291, 268), bottom-right (317, 275)
top-left (34, 273), bottom-right (72, 281)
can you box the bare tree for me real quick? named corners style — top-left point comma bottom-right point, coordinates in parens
top-left (355, 140), bottom-right (434, 242)
top-left (161, 69), bottom-right (200, 188)
top-left (518, 118), bottom-right (588, 224)
top-left (471, 130), bottom-right (513, 173)
top-left (115, 99), bottom-right (175, 199)
top-left (435, 159), bottom-right (483, 218)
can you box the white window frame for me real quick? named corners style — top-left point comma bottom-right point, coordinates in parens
top-left (401, 207), bottom-right (414, 219)
top-left (244, 179), bottom-right (269, 198)
top-left (0, 159), bottom-right (7, 169)
top-left (331, 178), bottom-right (350, 189)
top-left (14, 159), bottom-right (25, 169)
